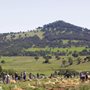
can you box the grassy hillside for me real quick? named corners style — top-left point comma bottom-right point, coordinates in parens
top-left (1, 20), bottom-right (90, 56)
top-left (6, 30), bottom-right (44, 40)
top-left (1, 56), bottom-right (60, 75)
top-left (1, 56), bottom-right (90, 75)
top-left (24, 46), bottom-right (87, 52)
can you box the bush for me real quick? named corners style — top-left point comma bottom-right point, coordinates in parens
top-left (0, 65), bottom-right (2, 72)
top-left (1, 60), bottom-right (5, 64)
top-left (34, 56), bottom-right (39, 61)
top-left (43, 58), bottom-right (50, 64)
top-left (55, 55), bottom-right (60, 60)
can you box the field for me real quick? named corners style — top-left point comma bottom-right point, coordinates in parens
top-left (25, 46), bottom-right (88, 52)
top-left (0, 50), bottom-right (90, 90)
top-left (1, 56), bottom-right (61, 75)
top-left (1, 56), bottom-right (90, 75)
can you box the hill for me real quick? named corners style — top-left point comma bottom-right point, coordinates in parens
top-left (0, 20), bottom-right (90, 56)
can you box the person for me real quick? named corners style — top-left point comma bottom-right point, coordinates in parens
top-left (23, 71), bottom-right (26, 81)
top-left (5, 74), bottom-right (10, 84)
top-left (64, 70), bottom-right (72, 78)
top-left (80, 72), bottom-right (86, 82)
top-left (15, 72), bottom-right (18, 81)
top-left (2, 72), bottom-right (6, 83)
top-left (29, 73), bottom-right (32, 80)
top-left (37, 73), bottom-right (40, 79)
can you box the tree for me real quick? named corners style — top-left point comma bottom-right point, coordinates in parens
top-left (1, 60), bottom-right (5, 64)
top-left (43, 55), bottom-right (50, 64)
top-left (55, 55), bottom-right (60, 60)
top-left (68, 57), bottom-right (73, 65)
top-left (0, 65), bottom-right (2, 72)
top-left (72, 51), bottom-right (78, 57)
top-left (43, 58), bottom-right (49, 63)
top-left (61, 60), bottom-right (66, 67)
top-left (34, 56), bottom-right (39, 61)
top-left (76, 57), bottom-right (81, 65)
top-left (19, 35), bottom-right (22, 38)
top-left (25, 34), bottom-right (27, 37)
top-left (86, 56), bottom-right (90, 62)
top-left (88, 58), bottom-right (90, 62)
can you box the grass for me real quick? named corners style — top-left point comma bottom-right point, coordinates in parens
top-left (1, 56), bottom-right (61, 75)
top-left (63, 40), bottom-right (69, 44)
top-left (63, 40), bottom-right (80, 44)
top-left (68, 62), bottom-right (90, 71)
top-left (1, 56), bottom-right (90, 75)
top-left (0, 56), bottom-right (90, 90)
top-left (25, 46), bottom-right (88, 52)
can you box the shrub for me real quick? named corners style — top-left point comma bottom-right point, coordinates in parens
top-left (0, 65), bottom-right (2, 72)
top-left (34, 56), bottom-right (39, 61)
top-left (1, 60), bottom-right (5, 64)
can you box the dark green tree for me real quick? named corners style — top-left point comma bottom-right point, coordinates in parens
top-left (61, 60), bottom-right (66, 67)
top-left (68, 57), bottom-right (73, 65)
top-left (76, 57), bottom-right (81, 65)
top-left (0, 65), bottom-right (2, 72)
top-left (43, 55), bottom-right (50, 64)
top-left (34, 56), bottom-right (39, 61)
top-left (55, 55), bottom-right (60, 60)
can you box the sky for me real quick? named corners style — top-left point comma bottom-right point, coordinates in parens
top-left (0, 0), bottom-right (90, 33)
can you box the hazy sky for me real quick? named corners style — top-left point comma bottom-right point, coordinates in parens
top-left (0, 0), bottom-right (90, 33)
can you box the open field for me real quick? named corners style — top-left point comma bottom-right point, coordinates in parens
top-left (1, 56), bottom-right (61, 75)
top-left (1, 56), bottom-right (90, 75)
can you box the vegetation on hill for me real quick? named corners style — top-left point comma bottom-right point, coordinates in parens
top-left (0, 20), bottom-right (90, 56)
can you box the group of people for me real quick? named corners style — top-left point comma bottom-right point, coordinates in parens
top-left (0, 71), bottom-right (90, 84)
top-left (1, 71), bottom-right (27, 84)
top-left (1, 71), bottom-right (45, 84)
top-left (14, 71), bottom-right (27, 81)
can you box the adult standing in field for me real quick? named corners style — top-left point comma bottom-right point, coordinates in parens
top-left (23, 71), bottom-right (26, 81)
top-left (5, 74), bottom-right (10, 84)
top-left (80, 72), bottom-right (86, 82)
top-left (1, 72), bottom-right (6, 83)
top-left (15, 72), bottom-right (18, 81)
top-left (29, 73), bottom-right (32, 80)
top-left (37, 73), bottom-right (40, 79)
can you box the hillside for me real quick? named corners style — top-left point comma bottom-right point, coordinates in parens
top-left (0, 20), bottom-right (90, 56)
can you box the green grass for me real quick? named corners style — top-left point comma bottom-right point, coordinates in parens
top-left (1, 56), bottom-right (90, 75)
top-left (25, 46), bottom-right (88, 52)
top-left (68, 62), bottom-right (90, 71)
top-left (63, 40), bottom-right (80, 44)
top-left (63, 40), bottom-right (69, 44)
top-left (0, 56), bottom-right (90, 90)
top-left (1, 56), bottom-right (61, 75)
